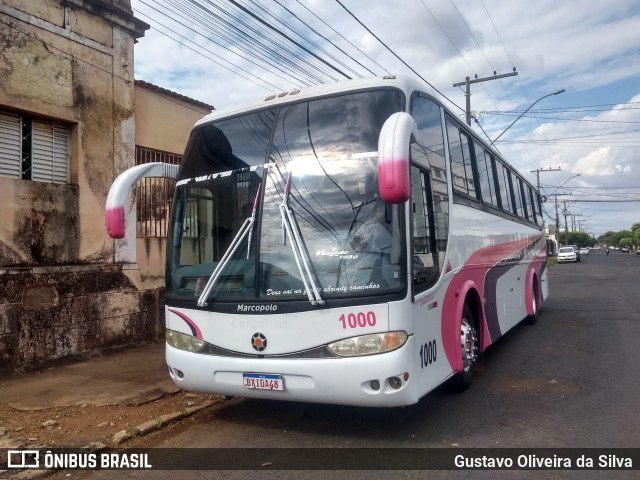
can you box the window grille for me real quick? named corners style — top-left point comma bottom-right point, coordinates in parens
top-left (135, 146), bottom-right (181, 238)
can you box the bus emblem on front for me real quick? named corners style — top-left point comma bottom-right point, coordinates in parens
top-left (251, 332), bottom-right (267, 352)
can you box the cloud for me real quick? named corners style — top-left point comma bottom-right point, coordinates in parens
top-left (130, 0), bottom-right (640, 236)
top-left (573, 147), bottom-right (630, 176)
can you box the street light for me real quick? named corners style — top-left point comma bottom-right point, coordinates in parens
top-left (552, 173), bottom-right (582, 245)
top-left (550, 173), bottom-right (581, 197)
top-left (491, 89), bottom-right (565, 145)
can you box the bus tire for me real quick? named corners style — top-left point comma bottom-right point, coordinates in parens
top-left (523, 283), bottom-right (539, 325)
top-left (449, 303), bottom-right (478, 392)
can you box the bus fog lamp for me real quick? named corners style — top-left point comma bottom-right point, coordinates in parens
top-left (166, 330), bottom-right (205, 353)
top-left (389, 377), bottom-right (402, 389)
top-left (370, 380), bottom-right (380, 391)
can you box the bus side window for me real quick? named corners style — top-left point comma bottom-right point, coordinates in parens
top-left (446, 119), bottom-right (477, 199)
top-left (495, 160), bottom-right (513, 215)
top-left (535, 191), bottom-right (544, 226)
top-left (527, 185), bottom-right (538, 224)
top-left (518, 177), bottom-right (531, 221)
top-left (509, 170), bottom-right (524, 218)
top-left (474, 144), bottom-right (498, 208)
top-left (410, 95), bottom-right (449, 256)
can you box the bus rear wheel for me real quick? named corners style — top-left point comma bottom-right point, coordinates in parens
top-left (523, 284), bottom-right (539, 325)
top-left (449, 303), bottom-right (478, 392)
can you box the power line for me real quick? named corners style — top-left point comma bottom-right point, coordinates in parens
top-left (228, 0), bottom-right (352, 80)
top-left (181, 0), bottom-right (333, 85)
top-left (333, 0), bottom-right (464, 115)
top-left (484, 113), bottom-right (640, 124)
top-left (272, 0), bottom-right (370, 77)
top-left (135, 2), bottom-right (286, 90)
top-left (294, 0), bottom-right (388, 75)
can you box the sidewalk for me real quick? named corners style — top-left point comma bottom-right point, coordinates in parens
top-left (0, 343), bottom-right (223, 451)
top-left (0, 343), bottom-right (177, 410)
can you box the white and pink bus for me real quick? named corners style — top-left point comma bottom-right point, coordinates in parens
top-left (106, 75), bottom-right (548, 407)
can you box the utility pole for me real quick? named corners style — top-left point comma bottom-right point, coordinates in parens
top-left (530, 167), bottom-right (561, 192)
top-left (555, 197), bottom-right (560, 236)
top-left (563, 201), bottom-right (570, 245)
top-left (577, 219), bottom-right (587, 231)
top-left (554, 193), bottom-right (571, 244)
top-left (453, 70), bottom-right (519, 126)
top-left (530, 167), bottom-right (561, 228)
top-left (571, 214), bottom-right (583, 231)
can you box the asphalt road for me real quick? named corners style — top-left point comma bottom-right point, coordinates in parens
top-left (68, 252), bottom-right (640, 479)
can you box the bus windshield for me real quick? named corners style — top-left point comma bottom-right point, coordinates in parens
top-left (167, 89), bottom-right (405, 304)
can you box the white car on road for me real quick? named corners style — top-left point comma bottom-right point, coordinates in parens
top-left (558, 246), bottom-right (578, 263)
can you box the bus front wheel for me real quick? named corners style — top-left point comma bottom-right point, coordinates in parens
top-left (449, 303), bottom-right (478, 392)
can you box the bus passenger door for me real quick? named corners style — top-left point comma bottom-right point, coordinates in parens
top-left (410, 165), bottom-right (440, 291)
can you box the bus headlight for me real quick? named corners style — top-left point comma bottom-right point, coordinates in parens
top-left (328, 331), bottom-right (408, 357)
top-left (166, 330), bottom-right (205, 353)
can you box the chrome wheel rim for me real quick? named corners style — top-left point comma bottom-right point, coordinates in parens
top-left (460, 317), bottom-right (478, 372)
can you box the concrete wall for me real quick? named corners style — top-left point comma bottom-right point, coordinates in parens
top-left (0, 0), bottom-right (155, 374)
top-left (134, 84), bottom-right (210, 156)
top-left (133, 82), bottom-right (211, 290)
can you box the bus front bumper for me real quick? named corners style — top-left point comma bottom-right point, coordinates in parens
top-left (165, 339), bottom-right (420, 407)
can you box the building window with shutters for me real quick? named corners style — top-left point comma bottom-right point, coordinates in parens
top-left (135, 146), bottom-right (181, 238)
top-left (0, 110), bottom-right (70, 184)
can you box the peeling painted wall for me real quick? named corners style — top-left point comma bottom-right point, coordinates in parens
top-left (0, 266), bottom-right (163, 374)
top-left (0, 0), bottom-right (155, 374)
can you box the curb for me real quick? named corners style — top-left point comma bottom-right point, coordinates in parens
top-left (111, 399), bottom-right (218, 445)
top-left (0, 400), bottom-right (221, 479)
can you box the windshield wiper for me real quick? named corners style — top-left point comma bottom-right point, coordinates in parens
top-left (279, 171), bottom-right (324, 306)
top-left (197, 184), bottom-right (261, 307)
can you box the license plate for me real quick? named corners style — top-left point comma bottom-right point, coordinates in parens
top-left (242, 373), bottom-right (284, 391)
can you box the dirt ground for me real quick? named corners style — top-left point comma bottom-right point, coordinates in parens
top-left (0, 390), bottom-right (222, 449)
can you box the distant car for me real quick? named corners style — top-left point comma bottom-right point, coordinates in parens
top-left (557, 246), bottom-right (578, 263)
top-left (621, 247), bottom-right (629, 253)
top-left (568, 245), bottom-right (581, 262)
top-left (579, 247), bottom-right (589, 255)
top-left (413, 256), bottom-right (428, 283)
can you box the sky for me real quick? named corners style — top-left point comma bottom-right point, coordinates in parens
top-left (130, 0), bottom-right (640, 238)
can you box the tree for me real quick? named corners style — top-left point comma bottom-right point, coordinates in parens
top-left (598, 230), bottom-right (633, 247)
top-left (564, 231), bottom-right (592, 247)
top-left (632, 224), bottom-right (640, 248)
top-left (619, 237), bottom-right (633, 248)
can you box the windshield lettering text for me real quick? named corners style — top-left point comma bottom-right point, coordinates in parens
top-left (237, 304), bottom-right (278, 312)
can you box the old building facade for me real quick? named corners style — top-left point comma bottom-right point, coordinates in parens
top-left (133, 80), bottom-right (213, 288)
top-left (0, 0), bottom-right (212, 374)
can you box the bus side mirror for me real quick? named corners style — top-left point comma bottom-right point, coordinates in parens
top-left (105, 162), bottom-right (179, 239)
top-left (377, 112), bottom-right (416, 204)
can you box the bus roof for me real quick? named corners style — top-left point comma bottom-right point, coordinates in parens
top-left (190, 75), bottom-right (536, 194)
top-left (194, 75), bottom-right (431, 127)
